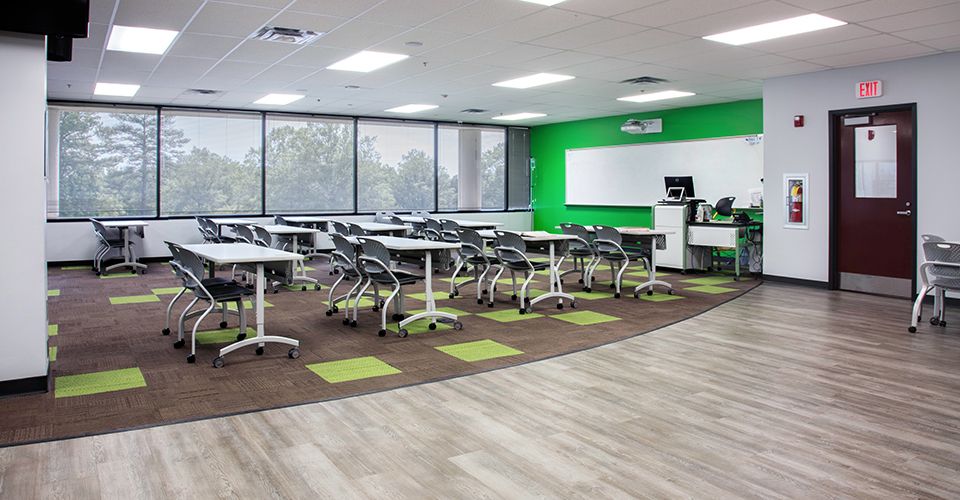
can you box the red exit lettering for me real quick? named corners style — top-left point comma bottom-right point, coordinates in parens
top-left (857, 80), bottom-right (882, 99)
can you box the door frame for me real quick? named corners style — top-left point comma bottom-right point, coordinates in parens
top-left (827, 102), bottom-right (918, 294)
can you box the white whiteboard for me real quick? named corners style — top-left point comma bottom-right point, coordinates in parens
top-left (565, 135), bottom-right (763, 208)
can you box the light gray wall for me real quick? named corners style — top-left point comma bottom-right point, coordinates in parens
top-left (763, 52), bottom-right (960, 283)
top-left (0, 34), bottom-right (49, 383)
top-left (46, 211), bottom-right (533, 262)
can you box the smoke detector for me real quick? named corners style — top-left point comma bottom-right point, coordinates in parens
top-left (251, 26), bottom-right (323, 45)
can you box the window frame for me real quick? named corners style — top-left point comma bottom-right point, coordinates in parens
top-left (46, 100), bottom-right (531, 222)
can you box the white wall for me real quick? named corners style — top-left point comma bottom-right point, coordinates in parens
top-left (0, 34), bottom-right (49, 383)
top-left (763, 52), bottom-right (960, 283)
top-left (46, 211), bottom-right (533, 262)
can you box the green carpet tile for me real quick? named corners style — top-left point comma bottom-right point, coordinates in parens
top-left (109, 294), bottom-right (161, 305)
top-left (476, 309), bottom-right (545, 323)
top-left (436, 339), bottom-right (523, 362)
top-left (684, 285), bottom-right (739, 294)
top-left (306, 357), bottom-right (401, 384)
top-left (387, 319), bottom-right (453, 335)
top-left (47, 289), bottom-right (60, 297)
top-left (49, 346), bottom-right (57, 362)
top-left (151, 287), bottom-right (184, 295)
top-left (681, 276), bottom-right (737, 286)
top-left (551, 311), bottom-right (621, 326)
top-left (99, 273), bottom-right (139, 280)
top-left (226, 300), bottom-right (274, 311)
top-left (48, 324), bottom-right (58, 336)
top-left (54, 367), bottom-right (147, 398)
top-left (406, 306), bottom-right (472, 317)
top-left (639, 292), bottom-right (685, 302)
top-left (195, 328), bottom-right (247, 345)
top-left (60, 265), bottom-right (89, 271)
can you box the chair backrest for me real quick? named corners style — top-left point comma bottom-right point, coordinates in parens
top-left (593, 225), bottom-right (622, 246)
top-left (457, 228), bottom-right (485, 258)
top-left (329, 220), bottom-right (349, 236)
top-left (374, 211), bottom-right (397, 223)
top-left (356, 237), bottom-right (392, 274)
top-left (922, 234), bottom-right (945, 243)
top-left (388, 215), bottom-right (405, 226)
top-left (253, 225), bottom-right (273, 247)
top-left (347, 222), bottom-right (367, 236)
top-left (165, 241), bottom-right (185, 278)
top-left (174, 246), bottom-right (207, 292)
top-left (493, 230), bottom-right (527, 253)
top-left (424, 218), bottom-right (443, 240)
top-left (329, 233), bottom-right (358, 267)
top-left (440, 219), bottom-right (460, 232)
top-left (922, 241), bottom-right (960, 280)
top-left (715, 197), bottom-right (736, 217)
top-left (275, 215), bottom-right (289, 226)
top-left (234, 225), bottom-right (256, 244)
top-left (559, 223), bottom-right (591, 250)
top-left (411, 210), bottom-right (431, 217)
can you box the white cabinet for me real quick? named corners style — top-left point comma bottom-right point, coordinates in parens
top-left (653, 205), bottom-right (707, 271)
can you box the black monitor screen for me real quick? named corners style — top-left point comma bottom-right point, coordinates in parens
top-left (664, 176), bottom-right (695, 197)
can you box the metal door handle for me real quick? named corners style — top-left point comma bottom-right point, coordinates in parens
top-left (896, 210), bottom-right (912, 216)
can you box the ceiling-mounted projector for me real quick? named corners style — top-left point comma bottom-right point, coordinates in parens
top-left (621, 118), bottom-right (662, 135)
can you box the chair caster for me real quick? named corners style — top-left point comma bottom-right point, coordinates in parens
top-left (398, 328), bottom-right (409, 338)
top-left (648, 290), bottom-right (654, 296)
top-left (255, 346), bottom-right (264, 355)
top-left (614, 292), bottom-right (621, 299)
top-left (213, 356), bottom-right (224, 368)
top-left (583, 287), bottom-right (591, 293)
top-left (477, 298), bottom-right (483, 304)
top-left (186, 354), bottom-right (196, 364)
top-left (95, 271), bottom-right (101, 276)
top-left (162, 328), bottom-right (170, 336)
top-left (342, 318), bottom-right (350, 325)
top-left (301, 285), bottom-right (307, 291)
top-left (173, 339), bottom-right (185, 349)
top-left (428, 322), bottom-right (437, 331)
top-left (519, 308), bottom-right (526, 315)
top-left (372, 306), bottom-right (379, 312)
top-left (559, 279), bottom-right (564, 285)
top-left (556, 302), bottom-right (563, 310)
top-left (219, 321), bottom-right (228, 329)
top-left (941, 321), bottom-right (948, 327)
top-left (488, 302), bottom-right (495, 308)
top-left (667, 290), bottom-right (674, 295)
top-left (131, 270), bottom-right (137, 274)
top-left (350, 320), bottom-right (358, 328)
top-left (332, 305), bottom-right (339, 313)
top-left (482, 289), bottom-right (488, 295)
top-left (578, 278), bottom-right (584, 284)
top-left (315, 284), bottom-right (321, 291)
top-left (392, 313), bottom-right (405, 321)
top-left (449, 293), bottom-right (455, 299)
top-left (634, 292), bottom-right (640, 299)
top-left (378, 329), bottom-right (387, 337)
top-left (908, 326), bottom-right (917, 333)
top-left (325, 310), bottom-right (333, 316)
top-left (288, 348), bottom-right (300, 359)
top-left (570, 301), bottom-right (577, 309)
top-left (511, 294), bottom-right (518, 301)
top-left (236, 332), bottom-right (246, 341)
top-left (930, 317), bottom-right (941, 325)
top-left (453, 321), bottom-right (463, 331)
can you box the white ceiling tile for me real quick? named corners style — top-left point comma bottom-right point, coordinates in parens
top-left (55, 48), bottom-right (101, 69)
top-left (149, 56), bottom-right (219, 86)
top-left (779, 34), bottom-right (906, 60)
top-left (225, 39), bottom-right (300, 63)
top-left (422, 0), bottom-right (542, 35)
top-left (420, 36), bottom-right (516, 62)
top-left (614, 0), bottom-right (767, 28)
top-left (114, 0), bottom-right (203, 31)
top-left (313, 21), bottom-right (411, 50)
top-left (97, 67), bottom-right (154, 84)
top-left (216, 0), bottom-right (291, 8)
top-left (479, 9), bottom-right (600, 43)
top-left (168, 33), bottom-right (244, 60)
top-left (358, 0), bottom-right (475, 27)
top-left (736, 60), bottom-right (830, 79)
top-left (892, 19), bottom-right (960, 41)
top-left (101, 51), bottom-right (164, 73)
top-left (279, 45), bottom-right (354, 68)
top-left (809, 42), bottom-right (939, 67)
top-left (203, 60), bottom-right (267, 80)
top-left (822, 0), bottom-right (959, 22)
top-left (89, 0), bottom-right (118, 25)
top-left (777, 0), bottom-right (863, 10)
top-left (861, 4), bottom-right (960, 32)
top-left (287, 0), bottom-right (384, 18)
top-left (136, 86), bottom-right (189, 99)
top-left (529, 19), bottom-right (649, 50)
top-left (521, 51), bottom-right (603, 72)
top-left (243, 65), bottom-right (320, 90)
top-left (371, 29), bottom-right (467, 56)
top-left (48, 66), bottom-right (99, 85)
top-left (557, 0), bottom-right (664, 18)
top-left (665, 1), bottom-right (810, 37)
top-left (470, 44), bottom-right (562, 68)
top-left (922, 33), bottom-right (960, 50)
top-left (185, 2), bottom-right (279, 38)
top-left (745, 23), bottom-right (879, 53)
top-left (266, 11), bottom-right (349, 34)
top-left (74, 23), bottom-right (109, 51)
top-left (579, 29), bottom-right (692, 57)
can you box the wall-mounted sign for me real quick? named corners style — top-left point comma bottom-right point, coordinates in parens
top-left (857, 80), bottom-right (882, 99)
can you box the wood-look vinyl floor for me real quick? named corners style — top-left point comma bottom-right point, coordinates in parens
top-left (3, 283), bottom-right (959, 499)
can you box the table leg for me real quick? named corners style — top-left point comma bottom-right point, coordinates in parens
top-left (105, 227), bottom-right (147, 273)
top-left (633, 236), bottom-right (672, 297)
top-left (289, 235), bottom-right (318, 287)
top-left (399, 250), bottom-right (459, 331)
top-left (216, 261), bottom-right (300, 362)
top-left (529, 240), bottom-right (575, 310)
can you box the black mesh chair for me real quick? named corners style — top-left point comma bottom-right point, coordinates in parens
top-left (451, 228), bottom-right (499, 303)
top-left (90, 218), bottom-right (126, 275)
top-left (490, 230), bottom-right (548, 313)
top-left (590, 225), bottom-right (649, 298)
top-left (347, 222), bottom-right (368, 237)
top-left (558, 223), bottom-right (598, 288)
top-left (325, 233), bottom-right (381, 325)
top-left (169, 245), bottom-right (253, 364)
top-left (910, 240), bottom-right (960, 332)
top-left (357, 237), bottom-right (424, 337)
top-left (161, 241), bottom-right (236, 338)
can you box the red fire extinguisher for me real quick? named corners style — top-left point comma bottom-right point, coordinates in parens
top-left (789, 182), bottom-right (803, 223)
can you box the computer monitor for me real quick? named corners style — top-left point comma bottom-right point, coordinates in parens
top-left (664, 176), bottom-right (695, 198)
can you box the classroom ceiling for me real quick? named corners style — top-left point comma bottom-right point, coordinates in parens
top-left (47, 0), bottom-right (960, 125)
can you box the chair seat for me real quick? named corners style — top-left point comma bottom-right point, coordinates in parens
top-left (501, 258), bottom-right (548, 271)
top-left (598, 250), bottom-right (646, 261)
top-left (568, 247), bottom-right (593, 257)
top-left (369, 270), bottom-right (424, 285)
top-left (202, 283), bottom-right (254, 301)
top-left (464, 254), bottom-right (495, 265)
top-left (931, 277), bottom-right (960, 290)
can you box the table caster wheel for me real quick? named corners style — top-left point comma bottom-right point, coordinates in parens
top-left (398, 329), bottom-right (409, 338)
top-left (511, 294), bottom-right (518, 301)
top-left (477, 298), bottom-right (483, 304)
top-left (518, 308), bottom-right (526, 315)
top-left (213, 357), bottom-right (224, 368)
top-left (288, 348), bottom-right (300, 359)
top-left (325, 310), bottom-right (333, 316)
top-left (219, 321), bottom-right (228, 329)
top-left (255, 346), bottom-right (264, 356)
top-left (315, 284), bottom-right (322, 291)
top-left (350, 320), bottom-right (358, 328)
top-left (378, 329), bottom-right (387, 337)
top-left (647, 290), bottom-right (653, 296)
top-left (930, 317), bottom-right (940, 325)
top-left (95, 271), bottom-right (101, 276)
top-left (392, 313), bottom-right (404, 321)
top-left (449, 293), bottom-right (455, 299)
top-left (173, 339), bottom-right (185, 349)
top-left (556, 303), bottom-right (563, 310)
top-left (428, 322), bottom-right (437, 331)
top-left (141, 269), bottom-right (147, 275)
top-left (236, 332), bottom-right (246, 341)
top-left (570, 301), bottom-right (577, 309)
top-left (488, 302), bottom-right (494, 308)
top-left (342, 318), bottom-right (350, 325)
top-left (453, 321), bottom-right (463, 331)
top-left (186, 354), bottom-right (196, 364)
top-left (908, 326), bottom-right (917, 333)
top-left (372, 305), bottom-right (379, 312)
top-left (614, 292), bottom-right (621, 299)
top-left (162, 328), bottom-right (170, 336)
top-left (667, 290), bottom-right (674, 295)
top-left (583, 287), bottom-right (592, 293)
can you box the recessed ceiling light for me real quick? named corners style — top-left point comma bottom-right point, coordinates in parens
top-left (385, 104), bottom-right (438, 113)
top-left (617, 90), bottom-right (696, 103)
top-left (327, 51), bottom-right (409, 72)
top-left (493, 73), bottom-right (575, 89)
top-left (254, 93), bottom-right (305, 105)
top-left (519, 0), bottom-right (566, 5)
top-left (94, 82), bottom-right (140, 97)
top-left (106, 25), bottom-right (179, 55)
top-left (703, 14), bottom-right (846, 46)
top-left (492, 112), bottom-right (547, 121)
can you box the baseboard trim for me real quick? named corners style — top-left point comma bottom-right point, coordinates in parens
top-left (761, 274), bottom-right (830, 289)
top-left (48, 257), bottom-right (171, 268)
top-left (0, 373), bottom-right (49, 398)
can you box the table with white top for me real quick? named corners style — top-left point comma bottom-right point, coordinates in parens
top-left (180, 243), bottom-right (303, 367)
top-left (209, 218), bottom-right (257, 237)
top-left (346, 235), bottom-right (462, 336)
top-left (356, 222), bottom-right (410, 236)
top-left (101, 220), bottom-right (149, 274)
top-left (478, 230), bottom-right (579, 312)
top-left (399, 216), bottom-right (504, 230)
top-left (597, 227), bottom-right (675, 297)
top-left (281, 216), bottom-right (330, 229)
top-left (257, 224), bottom-right (322, 289)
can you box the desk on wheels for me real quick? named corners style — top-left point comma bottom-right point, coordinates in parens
top-left (101, 220), bottom-right (149, 274)
top-left (180, 243), bottom-right (302, 367)
top-left (687, 221), bottom-right (763, 280)
top-left (478, 230), bottom-right (579, 312)
top-left (346, 235), bottom-right (462, 336)
top-left (597, 227), bottom-right (674, 297)
top-left (257, 224), bottom-right (322, 289)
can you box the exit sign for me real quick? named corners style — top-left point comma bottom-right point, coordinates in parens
top-left (857, 80), bottom-right (882, 99)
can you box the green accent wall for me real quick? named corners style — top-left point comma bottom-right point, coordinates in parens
top-left (529, 99), bottom-right (763, 231)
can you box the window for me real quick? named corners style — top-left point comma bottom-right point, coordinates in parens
top-left (265, 115), bottom-right (354, 213)
top-left (438, 125), bottom-right (506, 211)
top-left (357, 120), bottom-right (435, 212)
top-left (160, 110), bottom-right (262, 216)
top-left (47, 106), bottom-right (158, 218)
top-left (507, 127), bottom-right (531, 209)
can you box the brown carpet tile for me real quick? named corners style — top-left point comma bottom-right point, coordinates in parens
top-left (2, 256), bottom-right (759, 446)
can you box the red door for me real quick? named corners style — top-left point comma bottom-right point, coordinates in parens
top-left (835, 108), bottom-right (915, 297)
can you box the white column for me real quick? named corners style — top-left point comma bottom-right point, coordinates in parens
top-left (0, 34), bottom-right (49, 386)
top-left (457, 128), bottom-right (481, 210)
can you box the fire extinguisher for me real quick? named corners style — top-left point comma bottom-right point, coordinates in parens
top-left (789, 182), bottom-right (803, 223)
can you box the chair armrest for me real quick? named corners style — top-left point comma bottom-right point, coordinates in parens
top-left (358, 255), bottom-right (391, 275)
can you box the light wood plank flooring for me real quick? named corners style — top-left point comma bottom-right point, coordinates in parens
top-left (3, 283), bottom-right (959, 499)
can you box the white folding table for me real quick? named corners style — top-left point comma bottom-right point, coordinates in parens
top-left (180, 243), bottom-right (302, 367)
top-left (399, 216), bottom-right (504, 230)
top-left (282, 216), bottom-right (331, 229)
top-left (608, 227), bottom-right (675, 297)
top-left (478, 230), bottom-right (579, 312)
top-left (356, 222), bottom-right (410, 236)
top-left (209, 218), bottom-right (257, 238)
top-left (101, 220), bottom-right (149, 274)
top-left (347, 235), bottom-right (462, 336)
top-left (257, 224), bottom-right (321, 289)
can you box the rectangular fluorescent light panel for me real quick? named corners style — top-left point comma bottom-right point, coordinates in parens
top-left (254, 94), bottom-right (305, 105)
top-left (703, 14), bottom-right (846, 46)
top-left (492, 113), bottom-right (546, 121)
top-left (493, 73), bottom-right (574, 89)
top-left (327, 51), bottom-right (409, 72)
top-left (106, 25), bottom-right (179, 55)
top-left (618, 90), bottom-right (695, 104)
top-left (385, 104), bottom-right (438, 113)
top-left (519, 0), bottom-right (566, 5)
top-left (94, 83), bottom-right (140, 97)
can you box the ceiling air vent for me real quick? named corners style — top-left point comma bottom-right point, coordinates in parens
top-left (251, 26), bottom-right (323, 45)
top-left (619, 76), bottom-right (669, 85)
top-left (460, 108), bottom-right (488, 114)
top-left (185, 88), bottom-right (222, 95)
